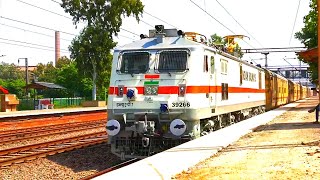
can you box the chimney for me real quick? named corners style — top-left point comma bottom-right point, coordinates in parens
top-left (55, 31), bottom-right (60, 66)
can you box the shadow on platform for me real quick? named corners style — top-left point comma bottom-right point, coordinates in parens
top-left (253, 122), bottom-right (320, 131)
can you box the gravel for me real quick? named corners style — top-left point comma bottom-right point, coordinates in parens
top-left (0, 142), bottom-right (122, 180)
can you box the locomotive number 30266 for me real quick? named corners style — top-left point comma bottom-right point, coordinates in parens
top-left (172, 102), bottom-right (191, 107)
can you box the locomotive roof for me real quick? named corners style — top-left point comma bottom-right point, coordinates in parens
top-left (114, 35), bottom-right (264, 71)
top-left (114, 36), bottom-right (205, 52)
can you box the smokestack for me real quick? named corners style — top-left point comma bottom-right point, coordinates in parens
top-left (55, 31), bottom-right (60, 67)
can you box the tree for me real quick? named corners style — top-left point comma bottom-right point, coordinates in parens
top-left (60, 0), bottom-right (144, 100)
top-left (61, 0), bottom-right (144, 35)
top-left (70, 25), bottom-right (115, 100)
top-left (0, 62), bottom-right (25, 97)
top-left (33, 62), bottom-right (57, 83)
top-left (295, 0), bottom-right (317, 83)
top-left (55, 59), bottom-right (92, 98)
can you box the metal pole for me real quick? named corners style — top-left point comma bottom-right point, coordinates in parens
top-left (25, 58), bottom-right (28, 89)
top-left (318, 0), bottom-right (320, 102)
top-left (262, 52), bottom-right (269, 68)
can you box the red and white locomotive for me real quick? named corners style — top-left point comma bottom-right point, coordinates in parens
top-left (106, 25), bottom-right (266, 159)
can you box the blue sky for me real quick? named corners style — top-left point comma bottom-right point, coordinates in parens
top-left (0, 0), bottom-right (311, 67)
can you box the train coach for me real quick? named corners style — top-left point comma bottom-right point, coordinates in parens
top-left (106, 25), bottom-right (310, 160)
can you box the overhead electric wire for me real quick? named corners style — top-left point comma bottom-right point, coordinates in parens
top-left (16, 0), bottom-right (72, 20)
top-left (0, 41), bottom-right (68, 53)
top-left (0, 16), bottom-right (76, 36)
top-left (143, 11), bottom-right (177, 28)
top-left (0, 37), bottom-right (69, 52)
top-left (189, 0), bottom-right (255, 49)
top-left (0, 23), bottom-right (72, 41)
top-left (140, 19), bottom-right (153, 28)
top-left (50, 0), bottom-right (60, 4)
top-left (214, 0), bottom-right (264, 48)
top-left (289, 0), bottom-right (301, 45)
top-left (47, 0), bottom-right (139, 36)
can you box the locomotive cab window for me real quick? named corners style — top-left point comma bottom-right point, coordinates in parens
top-left (118, 52), bottom-right (150, 74)
top-left (156, 50), bottom-right (189, 73)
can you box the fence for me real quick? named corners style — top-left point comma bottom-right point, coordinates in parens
top-left (18, 97), bottom-right (86, 111)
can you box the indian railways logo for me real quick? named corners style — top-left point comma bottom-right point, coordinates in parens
top-left (242, 71), bottom-right (257, 82)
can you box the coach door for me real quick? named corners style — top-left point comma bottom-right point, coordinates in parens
top-left (209, 55), bottom-right (216, 110)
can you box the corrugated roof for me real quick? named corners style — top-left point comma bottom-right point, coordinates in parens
top-left (25, 82), bottom-right (65, 90)
top-left (297, 48), bottom-right (317, 62)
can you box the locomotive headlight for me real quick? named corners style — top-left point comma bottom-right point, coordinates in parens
top-left (106, 119), bottom-right (121, 136)
top-left (144, 85), bottom-right (158, 95)
top-left (170, 119), bottom-right (186, 136)
top-left (117, 85), bottom-right (124, 97)
top-left (179, 84), bottom-right (186, 97)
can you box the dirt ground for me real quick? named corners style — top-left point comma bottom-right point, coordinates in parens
top-left (174, 97), bottom-right (320, 180)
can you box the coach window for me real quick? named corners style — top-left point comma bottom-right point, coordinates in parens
top-left (204, 55), bottom-right (209, 72)
top-left (222, 83), bottom-right (228, 100)
top-left (210, 56), bottom-right (215, 74)
top-left (240, 64), bottom-right (243, 85)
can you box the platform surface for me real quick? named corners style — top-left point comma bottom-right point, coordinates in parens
top-left (0, 106), bottom-right (107, 119)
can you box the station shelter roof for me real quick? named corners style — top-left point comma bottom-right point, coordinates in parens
top-left (25, 82), bottom-right (65, 90)
top-left (297, 48), bottom-right (317, 62)
top-left (0, 86), bottom-right (9, 94)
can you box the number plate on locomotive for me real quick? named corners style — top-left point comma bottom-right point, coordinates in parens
top-left (171, 102), bottom-right (190, 108)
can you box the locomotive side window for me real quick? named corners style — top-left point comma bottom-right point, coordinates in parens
top-left (221, 59), bottom-right (228, 75)
top-left (204, 55), bottom-right (208, 72)
top-left (221, 83), bottom-right (228, 100)
top-left (156, 50), bottom-right (189, 73)
top-left (210, 56), bottom-right (215, 74)
top-left (118, 52), bottom-right (150, 74)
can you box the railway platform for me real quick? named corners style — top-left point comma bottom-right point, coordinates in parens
top-left (95, 96), bottom-right (320, 179)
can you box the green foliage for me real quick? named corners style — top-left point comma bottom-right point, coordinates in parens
top-left (208, 34), bottom-right (243, 58)
top-left (61, 0), bottom-right (144, 100)
top-left (61, 0), bottom-right (144, 36)
top-left (69, 25), bottom-right (115, 99)
top-left (0, 62), bottom-right (25, 97)
top-left (55, 59), bottom-right (92, 98)
top-left (295, 0), bottom-right (317, 83)
top-left (295, 0), bottom-right (317, 49)
top-left (33, 62), bottom-right (57, 82)
top-left (209, 33), bottom-right (225, 46)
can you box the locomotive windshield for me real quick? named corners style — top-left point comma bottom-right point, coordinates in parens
top-left (118, 52), bottom-right (150, 74)
top-left (156, 50), bottom-right (189, 73)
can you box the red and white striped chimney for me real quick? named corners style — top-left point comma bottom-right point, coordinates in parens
top-left (55, 31), bottom-right (60, 66)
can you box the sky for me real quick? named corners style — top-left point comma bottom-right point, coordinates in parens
top-left (0, 0), bottom-right (311, 67)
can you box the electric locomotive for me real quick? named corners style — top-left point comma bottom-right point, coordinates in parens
top-left (106, 25), bottom-right (267, 160)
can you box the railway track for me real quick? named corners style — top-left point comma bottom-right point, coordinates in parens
top-left (0, 131), bottom-right (107, 168)
top-left (0, 119), bottom-right (105, 136)
top-left (0, 120), bottom-right (105, 145)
